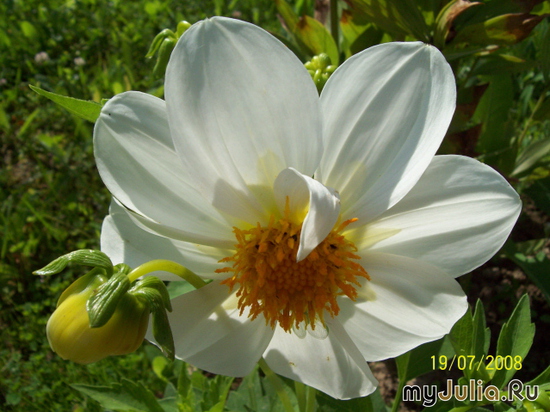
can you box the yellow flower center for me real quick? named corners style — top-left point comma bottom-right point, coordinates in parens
top-left (216, 209), bottom-right (369, 333)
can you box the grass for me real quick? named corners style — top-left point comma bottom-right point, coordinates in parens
top-left (2, 0), bottom-right (550, 411)
top-left (1, 1), bottom-right (276, 410)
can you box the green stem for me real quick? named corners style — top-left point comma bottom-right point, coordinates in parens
top-left (258, 358), bottom-right (296, 412)
top-left (127, 259), bottom-right (206, 288)
top-left (295, 381), bottom-right (306, 412)
top-left (390, 380), bottom-right (405, 412)
top-left (329, 0), bottom-right (339, 53)
top-left (305, 384), bottom-right (317, 412)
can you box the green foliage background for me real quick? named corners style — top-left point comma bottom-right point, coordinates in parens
top-left (1, 0), bottom-right (550, 411)
top-left (0, 1), bottom-right (277, 410)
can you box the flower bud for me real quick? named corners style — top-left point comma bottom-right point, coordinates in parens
top-left (176, 20), bottom-right (192, 37)
top-left (46, 272), bottom-right (149, 364)
top-left (304, 53), bottom-right (338, 93)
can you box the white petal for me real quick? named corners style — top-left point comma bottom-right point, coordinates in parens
top-left (157, 281), bottom-right (274, 376)
top-left (354, 155), bottom-right (521, 276)
top-left (264, 321), bottom-right (377, 399)
top-left (318, 42), bottom-right (456, 223)
top-left (123, 207), bottom-right (236, 250)
top-left (274, 168), bottom-right (341, 261)
top-left (340, 252), bottom-right (467, 361)
top-left (101, 199), bottom-right (231, 280)
top-left (166, 17), bottom-right (322, 223)
top-left (94, 91), bottom-right (234, 245)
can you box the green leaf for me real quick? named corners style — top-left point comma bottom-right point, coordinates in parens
top-left (450, 306), bottom-right (474, 358)
top-left (491, 294), bottom-right (535, 388)
top-left (472, 299), bottom-right (490, 359)
top-left (316, 388), bottom-right (387, 412)
top-left (29, 84), bottom-right (102, 122)
top-left (340, 10), bottom-right (383, 57)
top-left (533, 95), bottom-right (550, 121)
top-left (20, 21), bottom-right (39, 40)
top-left (454, 0), bottom-right (545, 29)
top-left (451, 13), bottom-right (546, 47)
top-left (346, 0), bottom-right (430, 41)
top-left (527, 363), bottom-right (550, 386)
top-left (158, 397), bottom-right (178, 412)
top-left (492, 404), bottom-right (515, 412)
top-left (295, 15), bottom-right (339, 65)
top-left (33, 249), bottom-right (113, 276)
top-left (473, 75), bottom-right (516, 174)
top-left (449, 301), bottom-right (491, 381)
top-left (274, 0), bottom-right (299, 33)
top-left (226, 365), bottom-right (289, 412)
top-left (472, 54), bottom-right (535, 76)
top-left (166, 280), bottom-right (195, 299)
top-left (72, 379), bottom-right (164, 412)
top-left (473, 75), bottom-right (514, 151)
top-left (524, 176), bottom-right (550, 215)
top-left (274, 0), bottom-right (338, 64)
top-left (535, 18), bottom-right (550, 81)
top-left (434, 0), bottom-right (482, 48)
top-left (509, 252), bottom-right (550, 304)
top-left (396, 336), bottom-right (455, 383)
top-left (512, 137), bottom-right (550, 177)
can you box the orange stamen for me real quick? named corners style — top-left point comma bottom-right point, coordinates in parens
top-left (216, 208), bottom-right (369, 332)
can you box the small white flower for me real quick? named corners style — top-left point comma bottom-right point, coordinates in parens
top-left (95, 17), bottom-right (521, 399)
top-left (34, 51), bottom-right (50, 64)
top-left (74, 57), bottom-right (86, 66)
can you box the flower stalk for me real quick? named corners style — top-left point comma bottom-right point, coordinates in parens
top-left (127, 259), bottom-right (206, 288)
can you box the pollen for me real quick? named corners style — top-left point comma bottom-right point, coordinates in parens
top-left (216, 209), bottom-right (370, 333)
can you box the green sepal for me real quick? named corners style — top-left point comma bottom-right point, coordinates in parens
top-left (132, 276), bottom-right (172, 312)
top-left (29, 84), bottom-right (102, 123)
top-left (114, 263), bottom-right (132, 276)
top-left (87, 271), bottom-right (131, 328)
top-left (33, 249), bottom-right (113, 277)
top-left (145, 28), bottom-right (176, 58)
top-left (131, 286), bottom-right (175, 360)
top-left (153, 37), bottom-right (177, 78)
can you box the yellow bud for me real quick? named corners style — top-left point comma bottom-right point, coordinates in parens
top-left (46, 273), bottom-right (149, 364)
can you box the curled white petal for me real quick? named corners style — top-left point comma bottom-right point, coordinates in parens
top-left (274, 168), bottom-right (340, 261)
